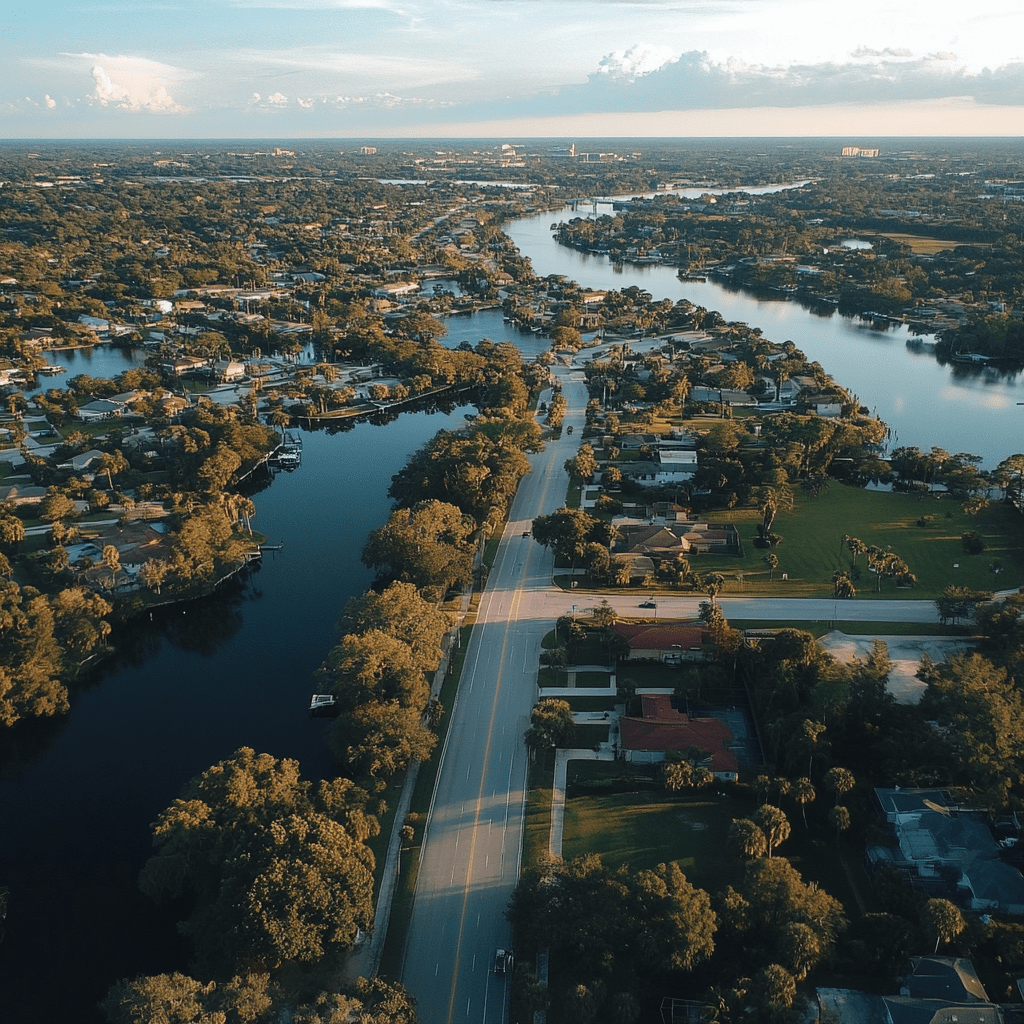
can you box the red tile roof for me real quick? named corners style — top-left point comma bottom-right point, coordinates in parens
top-left (612, 621), bottom-right (708, 651)
top-left (620, 695), bottom-right (738, 772)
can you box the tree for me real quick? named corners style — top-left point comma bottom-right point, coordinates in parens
top-left (338, 582), bottom-right (452, 671)
top-left (361, 500), bottom-right (474, 596)
top-left (331, 699), bottom-right (437, 778)
top-left (525, 698), bottom-right (575, 750)
top-left (763, 553), bottom-right (779, 582)
top-left (792, 777), bottom-right (815, 829)
top-left (631, 861), bottom-right (717, 972)
top-left (38, 489), bottom-right (79, 524)
top-left (847, 536), bottom-right (867, 569)
top-left (833, 570), bottom-right (855, 599)
top-left (102, 544), bottom-right (121, 589)
top-left (828, 805), bottom-right (851, 843)
top-left (935, 585), bottom-right (991, 626)
top-left (752, 964), bottom-right (796, 1012)
top-left (138, 748), bottom-right (375, 973)
top-left (564, 444), bottom-right (598, 483)
top-left (924, 898), bottom-right (965, 954)
top-left (825, 767), bottom-right (855, 806)
top-left (729, 818), bottom-right (768, 860)
top-left (918, 652), bottom-right (1024, 799)
top-left (753, 805), bottom-right (791, 858)
top-left (662, 759), bottom-right (694, 792)
top-left (532, 508), bottom-right (600, 570)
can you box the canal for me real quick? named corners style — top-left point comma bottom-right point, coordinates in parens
top-left (1, 187), bottom-right (1021, 1022)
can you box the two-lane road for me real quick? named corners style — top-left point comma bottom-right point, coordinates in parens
top-left (401, 370), bottom-right (590, 1024)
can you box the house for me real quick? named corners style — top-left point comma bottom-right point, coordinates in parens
top-left (373, 282), bottom-right (419, 300)
top-left (614, 521), bottom-right (741, 557)
top-left (619, 694), bottom-right (739, 780)
top-left (57, 449), bottom-right (106, 472)
top-left (76, 398), bottom-right (126, 422)
top-left (818, 956), bottom-right (1003, 1024)
top-left (160, 355), bottom-right (209, 377)
top-left (870, 788), bottom-right (1024, 914)
top-left (610, 622), bottom-right (709, 663)
top-left (211, 359), bottom-right (246, 382)
top-left (0, 482), bottom-right (48, 506)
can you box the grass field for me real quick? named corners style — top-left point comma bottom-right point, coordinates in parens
top-left (874, 232), bottom-right (978, 254)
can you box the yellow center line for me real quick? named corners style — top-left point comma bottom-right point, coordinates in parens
top-left (442, 391), bottom-right (574, 1022)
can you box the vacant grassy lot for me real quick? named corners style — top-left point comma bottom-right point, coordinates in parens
top-left (561, 780), bottom-right (749, 893)
top-left (561, 762), bottom-right (875, 917)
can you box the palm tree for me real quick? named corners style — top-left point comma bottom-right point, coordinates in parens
top-left (764, 553), bottom-right (779, 582)
top-left (792, 777), bottom-right (816, 829)
top-left (847, 536), bottom-right (867, 570)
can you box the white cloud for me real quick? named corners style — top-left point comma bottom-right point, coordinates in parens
top-left (44, 94), bottom-right (56, 109)
top-left (297, 96), bottom-right (314, 108)
top-left (267, 92), bottom-right (288, 105)
top-left (595, 43), bottom-right (679, 82)
top-left (75, 54), bottom-right (192, 113)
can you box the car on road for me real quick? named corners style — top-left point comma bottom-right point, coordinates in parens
top-left (494, 948), bottom-right (513, 974)
top-left (639, 600), bottom-right (657, 608)
top-left (522, 531), bottom-right (530, 537)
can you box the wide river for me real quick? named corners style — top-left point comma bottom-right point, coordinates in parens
top-left (1, 193), bottom-right (1021, 1022)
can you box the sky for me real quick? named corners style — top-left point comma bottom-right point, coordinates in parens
top-left (2, 0), bottom-right (1023, 138)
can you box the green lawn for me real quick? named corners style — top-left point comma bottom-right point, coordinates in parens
top-left (687, 484), bottom-right (1023, 600)
top-left (561, 783), bottom-right (751, 893)
top-left (573, 670), bottom-right (612, 687)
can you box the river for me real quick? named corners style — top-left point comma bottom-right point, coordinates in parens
top-left (1, 189), bottom-right (1021, 1023)
top-left (504, 206), bottom-right (1022, 469)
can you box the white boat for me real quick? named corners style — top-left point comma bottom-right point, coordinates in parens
top-left (309, 694), bottom-right (339, 718)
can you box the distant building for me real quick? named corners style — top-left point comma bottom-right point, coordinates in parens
top-left (842, 146), bottom-right (880, 157)
top-left (360, 146), bottom-right (378, 155)
top-left (549, 144), bottom-right (576, 160)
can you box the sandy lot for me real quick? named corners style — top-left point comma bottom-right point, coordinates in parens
top-left (817, 630), bottom-right (976, 704)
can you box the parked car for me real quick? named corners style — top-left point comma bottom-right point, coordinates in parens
top-left (494, 948), bottom-right (513, 974)
top-left (639, 600), bottom-right (657, 609)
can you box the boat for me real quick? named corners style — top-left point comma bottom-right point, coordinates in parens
top-left (273, 450), bottom-right (301, 468)
top-left (309, 694), bottom-right (339, 718)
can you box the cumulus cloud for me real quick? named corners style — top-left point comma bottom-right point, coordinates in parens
top-left (80, 54), bottom-right (190, 113)
top-left (297, 96), bottom-right (315, 108)
top-left (267, 91), bottom-right (288, 105)
top-left (595, 43), bottom-right (679, 82)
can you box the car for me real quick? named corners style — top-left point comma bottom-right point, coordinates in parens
top-left (522, 530), bottom-right (530, 537)
top-left (639, 600), bottom-right (657, 609)
top-left (494, 948), bottom-right (513, 974)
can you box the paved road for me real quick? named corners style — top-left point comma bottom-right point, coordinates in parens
top-left (401, 369), bottom-right (590, 1024)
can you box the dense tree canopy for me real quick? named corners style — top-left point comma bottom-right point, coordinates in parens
top-left (138, 748), bottom-right (376, 974)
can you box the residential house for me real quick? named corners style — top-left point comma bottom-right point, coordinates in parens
top-left (869, 788), bottom-right (1024, 914)
top-left (210, 359), bottom-right (246, 382)
top-left (619, 694), bottom-right (739, 780)
top-left (0, 482), bottom-right (48, 506)
top-left (76, 398), bottom-right (126, 422)
top-left (610, 622), bottom-right (709, 664)
top-left (57, 449), bottom-right (106, 472)
top-left (818, 956), bottom-right (1004, 1024)
top-left (160, 355), bottom-right (210, 377)
top-left (614, 521), bottom-right (741, 557)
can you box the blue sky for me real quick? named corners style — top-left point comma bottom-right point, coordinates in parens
top-left (3, 0), bottom-right (1023, 137)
